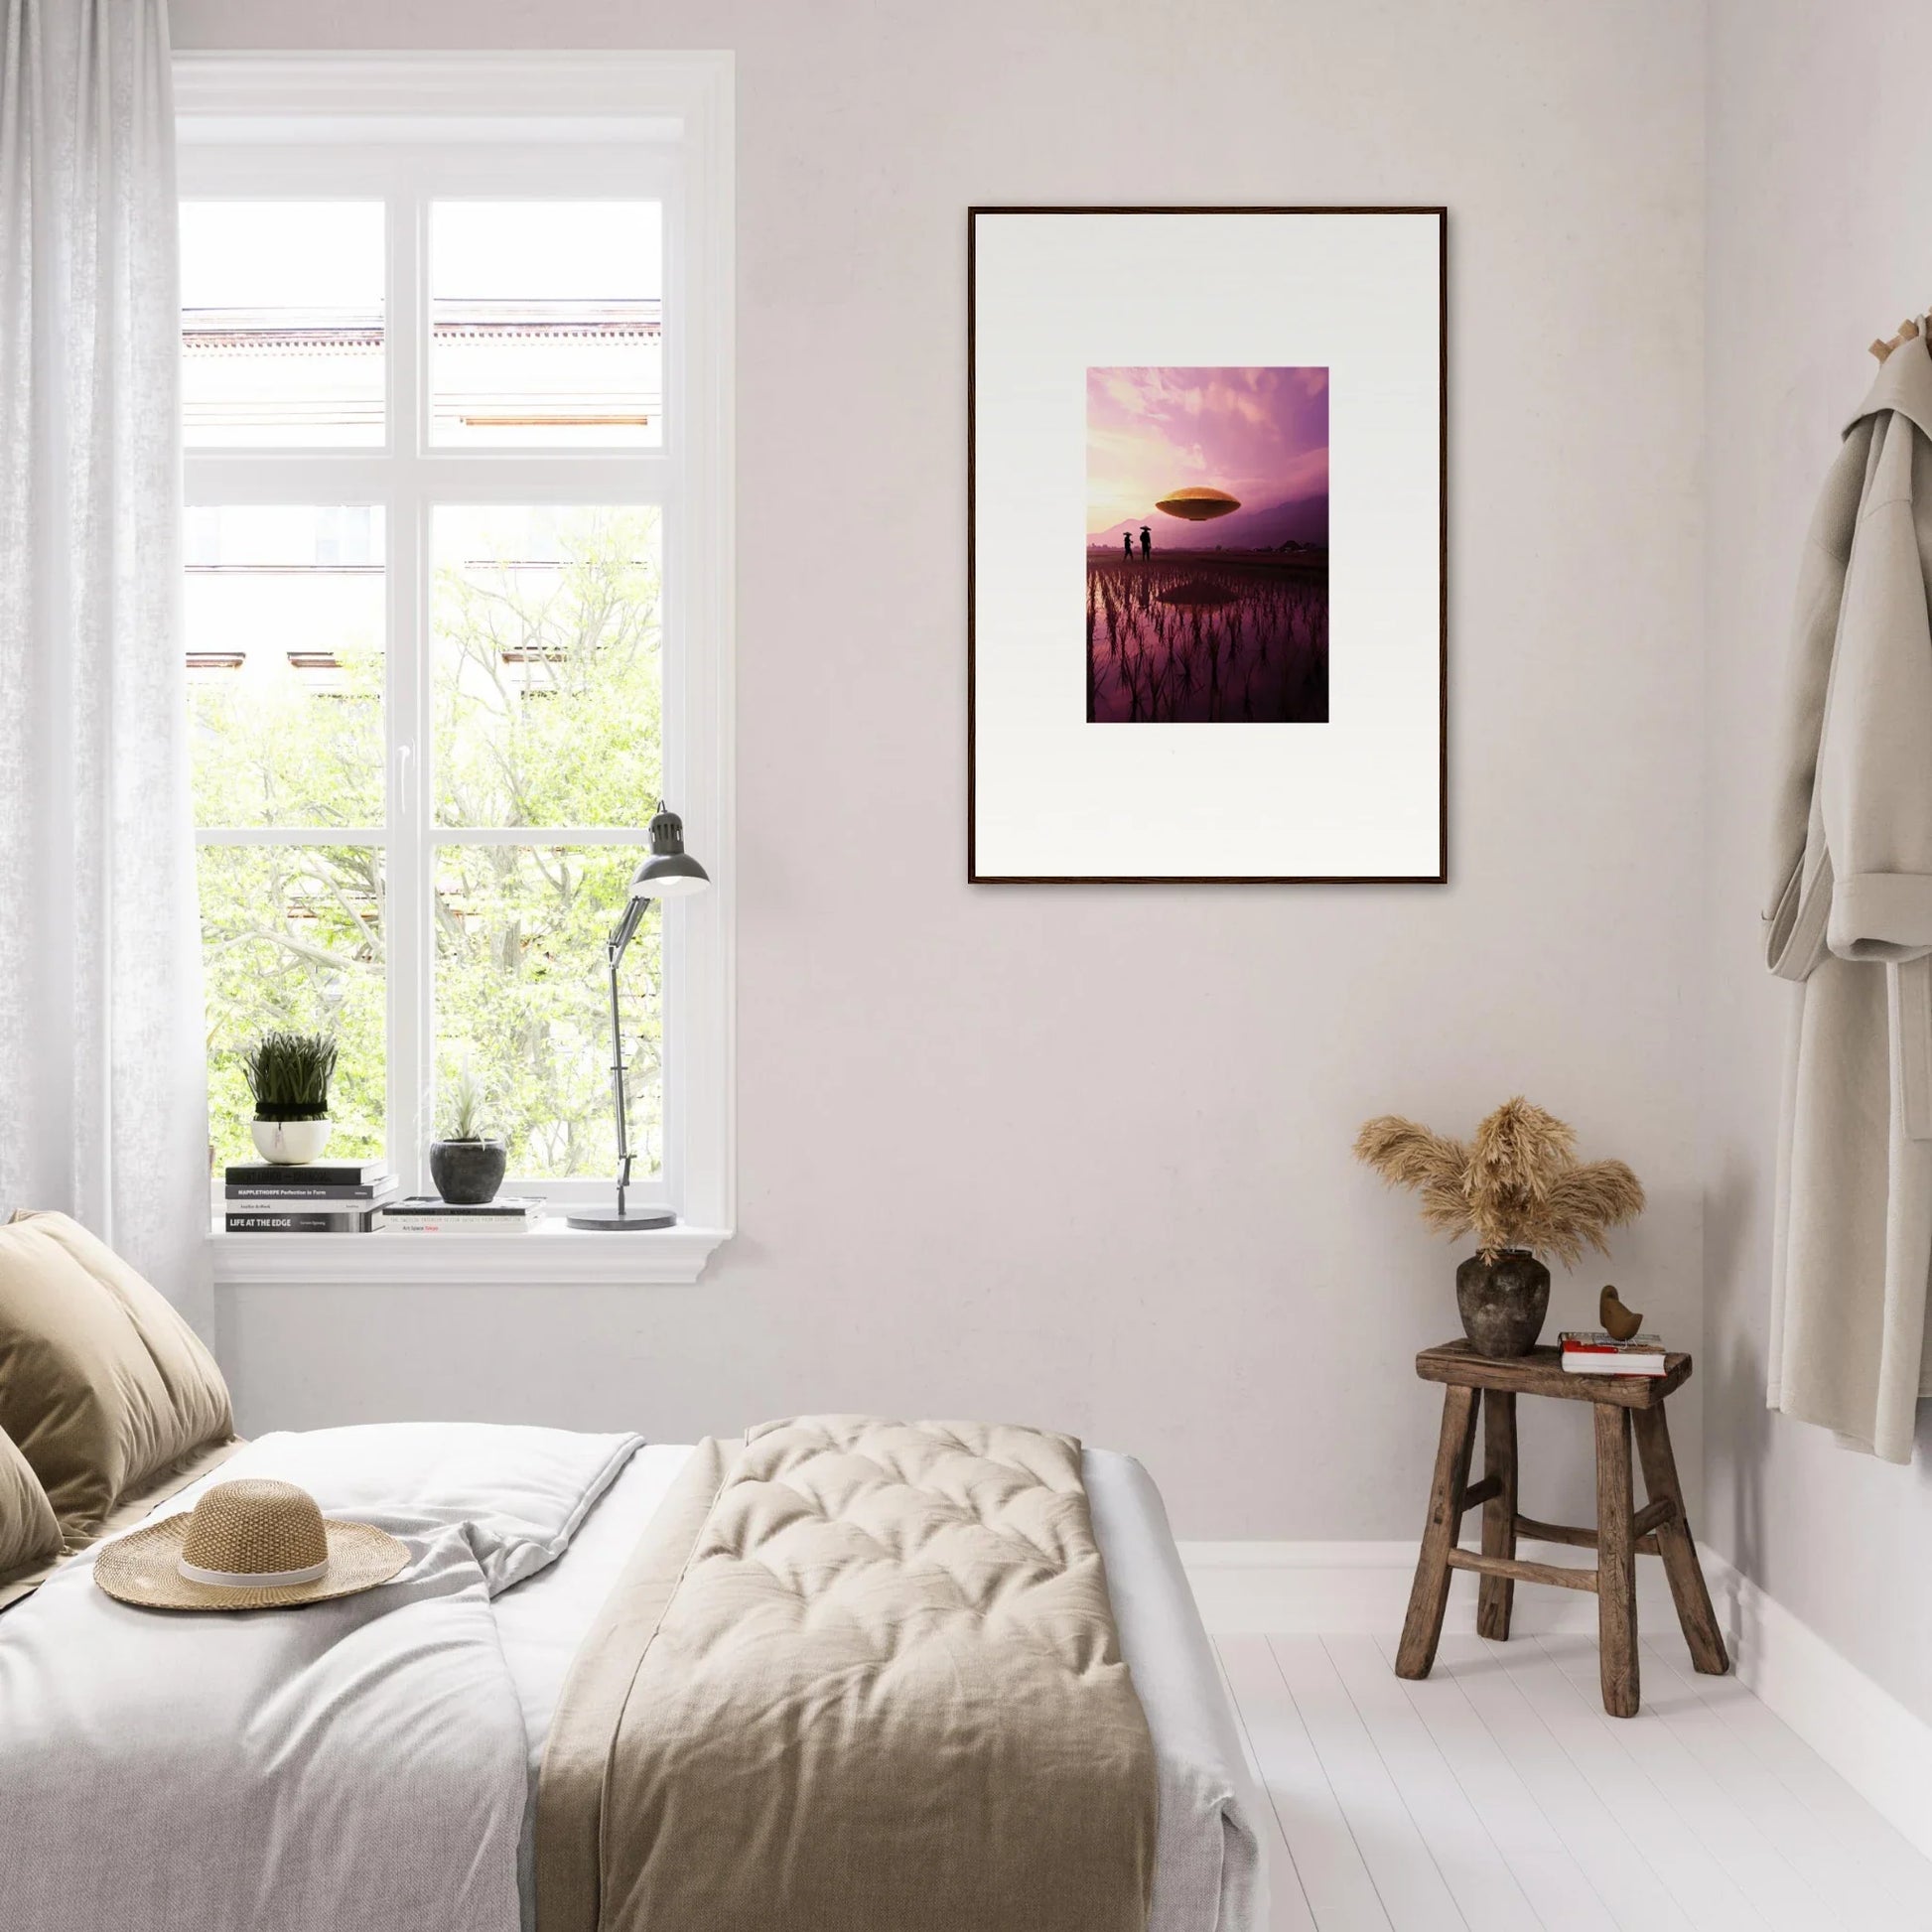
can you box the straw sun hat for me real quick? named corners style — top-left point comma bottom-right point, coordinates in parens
top-left (93, 1477), bottom-right (409, 1611)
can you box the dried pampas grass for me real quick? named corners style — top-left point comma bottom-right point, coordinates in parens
top-left (1353, 1096), bottom-right (1644, 1265)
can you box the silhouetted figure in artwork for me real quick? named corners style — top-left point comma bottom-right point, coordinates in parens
top-left (1139, 525), bottom-right (1152, 561)
top-left (1123, 532), bottom-right (1134, 562)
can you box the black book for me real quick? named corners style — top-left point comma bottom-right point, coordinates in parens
top-left (224, 1160), bottom-right (391, 1187)
top-left (224, 1180), bottom-right (397, 1202)
top-left (224, 1208), bottom-right (379, 1234)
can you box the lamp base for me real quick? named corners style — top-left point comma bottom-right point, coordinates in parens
top-left (565, 1206), bottom-right (678, 1231)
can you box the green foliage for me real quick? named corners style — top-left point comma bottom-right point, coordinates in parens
top-left (196, 507), bottom-right (664, 1175)
top-left (201, 846), bottom-right (385, 1161)
top-left (433, 843), bottom-right (657, 1176)
top-left (433, 506), bottom-right (663, 830)
top-left (242, 1031), bottom-right (338, 1120)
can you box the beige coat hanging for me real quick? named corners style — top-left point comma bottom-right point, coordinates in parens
top-left (1766, 330), bottom-right (1932, 1462)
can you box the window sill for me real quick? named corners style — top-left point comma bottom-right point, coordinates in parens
top-left (208, 1220), bottom-right (731, 1287)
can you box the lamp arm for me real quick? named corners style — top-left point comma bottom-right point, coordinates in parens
top-left (605, 895), bottom-right (652, 1218)
top-left (608, 893), bottom-right (648, 961)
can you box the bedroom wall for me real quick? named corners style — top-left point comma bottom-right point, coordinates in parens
top-left (172, 0), bottom-right (1706, 1540)
top-left (1702, 0), bottom-right (1932, 1727)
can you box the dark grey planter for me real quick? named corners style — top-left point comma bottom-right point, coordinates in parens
top-left (1454, 1249), bottom-right (1551, 1357)
top-left (428, 1138), bottom-right (507, 1206)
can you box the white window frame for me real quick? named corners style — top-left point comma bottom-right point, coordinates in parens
top-left (179, 55), bottom-right (735, 1285)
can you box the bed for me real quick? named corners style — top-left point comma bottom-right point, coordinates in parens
top-left (0, 1420), bottom-right (1266, 1932)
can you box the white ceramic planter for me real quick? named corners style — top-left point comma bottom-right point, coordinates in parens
top-left (250, 1118), bottom-right (333, 1166)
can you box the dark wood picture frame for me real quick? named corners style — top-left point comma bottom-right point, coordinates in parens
top-left (967, 206), bottom-right (1448, 885)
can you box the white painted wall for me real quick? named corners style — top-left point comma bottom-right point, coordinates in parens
top-left (1703, 0), bottom-right (1932, 1730)
top-left (171, 0), bottom-right (1706, 1540)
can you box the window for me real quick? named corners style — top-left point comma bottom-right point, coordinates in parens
top-left (176, 56), bottom-right (735, 1280)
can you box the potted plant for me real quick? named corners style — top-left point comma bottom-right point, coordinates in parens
top-left (243, 1032), bottom-right (339, 1166)
top-left (429, 1067), bottom-right (507, 1206)
top-left (1353, 1097), bottom-right (1645, 1357)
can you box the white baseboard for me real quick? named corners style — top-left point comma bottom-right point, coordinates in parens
top-left (1698, 1546), bottom-right (1932, 1863)
top-left (1179, 1539), bottom-right (1932, 1864)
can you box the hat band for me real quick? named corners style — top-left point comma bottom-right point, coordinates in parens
top-left (178, 1555), bottom-right (330, 1588)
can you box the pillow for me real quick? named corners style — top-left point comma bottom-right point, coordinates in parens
top-left (0, 1423), bottom-right (61, 1584)
top-left (0, 1211), bottom-right (233, 1537)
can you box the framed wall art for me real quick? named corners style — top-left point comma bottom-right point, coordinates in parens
top-left (968, 207), bottom-right (1446, 883)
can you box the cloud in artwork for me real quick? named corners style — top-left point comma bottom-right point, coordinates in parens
top-left (1085, 365), bottom-right (1329, 536)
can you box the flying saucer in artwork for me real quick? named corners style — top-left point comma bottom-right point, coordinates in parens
top-left (1154, 486), bottom-right (1241, 522)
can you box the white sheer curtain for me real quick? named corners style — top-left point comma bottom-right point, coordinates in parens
top-left (0, 0), bottom-right (209, 1328)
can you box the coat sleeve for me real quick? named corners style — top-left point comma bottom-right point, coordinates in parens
top-left (1764, 431), bottom-right (1865, 979)
top-left (1821, 416), bottom-right (1932, 963)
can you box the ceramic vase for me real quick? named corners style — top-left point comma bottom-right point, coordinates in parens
top-left (250, 1118), bottom-right (333, 1166)
top-left (1454, 1249), bottom-right (1551, 1357)
top-left (428, 1139), bottom-right (507, 1205)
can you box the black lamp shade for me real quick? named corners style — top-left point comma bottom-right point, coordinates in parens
top-left (629, 804), bottom-right (710, 900)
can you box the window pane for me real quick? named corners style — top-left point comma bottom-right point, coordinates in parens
top-left (181, 203), bottom-right (384, 447)
top-left (199, 846), bottom-right (386, 1167)
top-left (434, 845), bottom-right (659, 1179)
top-left (432, 506), bottom-right (661, 828)
top-left (430, 203), bottom-right (662, 448)
top-left (187, 507), bottom-right (385, 829)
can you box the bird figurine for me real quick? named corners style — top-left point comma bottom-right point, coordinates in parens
top-left (1599, 1285), bottom-right (1643, 1341)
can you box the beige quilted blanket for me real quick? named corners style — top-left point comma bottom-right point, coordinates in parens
top-left (535, 1417), bottom-right (1158, 1932)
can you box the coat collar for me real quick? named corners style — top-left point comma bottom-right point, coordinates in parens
top-left (1847, 327), bottom-right (1932, 444)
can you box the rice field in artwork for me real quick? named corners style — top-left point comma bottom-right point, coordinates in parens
top-left (1086, 366), bottom-right (1329, 724)
top-left (1086, 551), bottom-right (1328, 723)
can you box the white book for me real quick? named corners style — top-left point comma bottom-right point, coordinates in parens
top-left (1562, 1353), bottom-right (1666, 1375)
top-left (374, 1214), bottom-right (535, 1235)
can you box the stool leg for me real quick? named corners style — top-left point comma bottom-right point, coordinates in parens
top-left (1632, 1404), bottom-right (1729, 1676)
top-left (1397, 1385), bottom-right (1478, 1680)
top-left (1593, 1403), bottom-right (1640, 1718)
top-left (1476, 1390), bottom-right (1518, 1640)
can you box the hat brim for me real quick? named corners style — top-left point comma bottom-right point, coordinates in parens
top-left (93, 1514), bottom-right (410, 1612)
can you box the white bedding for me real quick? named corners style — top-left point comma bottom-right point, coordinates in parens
top-left (491, 1444), bottom-right (1266, 1932)
top-left (0, 1424), bottom-right (640, 1932)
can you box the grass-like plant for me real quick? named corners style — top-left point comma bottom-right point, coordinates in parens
top-left (1353, 1096), bottom-right (1644, 1266)
top-left (437, 1065), bottom-right (495, 1144)
top-left (242, 1031), bottom-right (338, 1122)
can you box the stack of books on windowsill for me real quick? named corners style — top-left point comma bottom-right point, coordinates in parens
top-left (376, 1196), bottom-right (547, 1235)
top-left (222, 1160), bottom-right (397, 1233)
top-left (1559, 1330), bottom-right (1669, 1376)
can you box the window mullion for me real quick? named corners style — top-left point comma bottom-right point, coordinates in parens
top-left (386, 181), bottom-right (428, 1196)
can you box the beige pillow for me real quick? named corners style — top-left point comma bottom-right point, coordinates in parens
top-left (0, 1423), bottom-right (62, 1584)
top-left (0, 1211), bottom-right (233, 1537)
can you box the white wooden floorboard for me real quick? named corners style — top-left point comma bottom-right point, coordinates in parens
top-left (1215, 1624), bottom-right (1932, 1932)
top-left (1215, 1640), bottom-right (1271, 1789)
top-left (1642, 1628), bottom-right (1932, 1917)
top-left (1366, 1631), bottom-right (1621, 1932)
top-left (1270, 1635), bottom-right (1466, 1930)
top-left (1535, 1634), bottom-right (1837, 1932)
top-left (1213, 1640), bottom-right (1320, 1932)
top-left (1489, 1633), bottom-right (1765, 1930)
top-left (1319, 1636), bottom-right (1542, 1932)
top-left (1218, 1635), bottom-right (1383, 1932)
top-left (1635, 1636), bottom-right (1922, 1932)
top-left (1428, 1635), bottom-right (1702, 1932)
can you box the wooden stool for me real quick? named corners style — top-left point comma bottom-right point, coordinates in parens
top-left (1394, 1339), bottom-right (1728, 1718)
